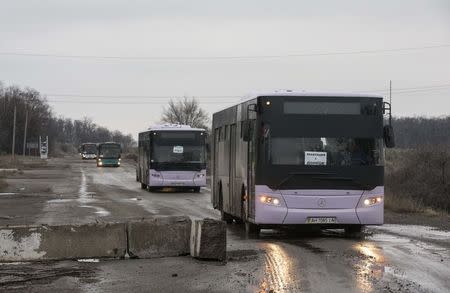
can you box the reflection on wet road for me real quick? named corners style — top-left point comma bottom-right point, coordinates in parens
top-left (353, 242), bottom-right (385, 292)
top-left (228, 225), bottom-right (449, 293)
top-left (261, 243), bottom-right (299, 292)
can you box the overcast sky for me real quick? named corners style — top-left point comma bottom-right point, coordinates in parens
top-left (1, 0), bottom-right (449, 137)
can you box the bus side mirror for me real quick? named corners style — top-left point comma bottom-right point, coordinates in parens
top-left (242, 121), bottom-right (251, 142)
top-left (383, 125), bottom-right (395, 148)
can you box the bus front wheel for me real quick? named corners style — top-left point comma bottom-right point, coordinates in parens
top-left (344, 225), bottom-right (364, 236)
top-left (193, 187), bottom-right (201, 193)
top-left (140, 183), bottom-right (147, 190)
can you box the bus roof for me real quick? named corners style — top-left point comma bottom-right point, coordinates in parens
top-left (216, 90), bottom-right (385, 112)
top-left (98, 142), bottom-right (120, 145)
top-left (145, 124), bottom-right (206, 132)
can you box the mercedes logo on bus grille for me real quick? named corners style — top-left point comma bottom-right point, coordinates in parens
top-left (317, 198), bottom-right (326, 207)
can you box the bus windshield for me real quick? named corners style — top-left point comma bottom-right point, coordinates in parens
top-left (151, 131), bottom-right (206, 165)
top-left (83, 144), bottom-right (97, 154)
top-left (267, 137), bottom-right (384, 166)
top-left (99, 144), bottom-right (121, 158)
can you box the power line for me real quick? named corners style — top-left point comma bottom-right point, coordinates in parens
top-left (43, 83), bottom-right (450, 101)
top-left (45, 94), bottom-right (240, 99)
top-left (355, 84), bottom-right (450, 94)
top-left (46, 100), bottom-right (236, 105)
top-left (1, 44), bottom-right (449, 61)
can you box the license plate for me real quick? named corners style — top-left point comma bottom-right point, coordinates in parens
top-left (306, 217), bottom-right (337, 224)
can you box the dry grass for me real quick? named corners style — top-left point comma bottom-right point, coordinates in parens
top-left (384, 193), bottom-right (424, 213)
top-left (385, 146), bottom-right (450, 213)
top-left (0, 155), bottom-right (47, 169)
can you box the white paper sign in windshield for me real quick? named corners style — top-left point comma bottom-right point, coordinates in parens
top-left (305, 151), bottom-right (327, 165)
top-left (173, 146), bottom-right (184, 154)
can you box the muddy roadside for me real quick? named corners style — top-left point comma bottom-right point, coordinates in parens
top-left (385, 209), bottom-right (450, 231)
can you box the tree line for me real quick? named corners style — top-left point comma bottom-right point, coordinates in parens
top-left (1, 81), bottom-right (449, 156)
top-left (392, 116), bottom-right (450, 148)
top-left (0, 82), bottom-right (135, 156)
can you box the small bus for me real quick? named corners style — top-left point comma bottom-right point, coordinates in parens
top-left (211, 90), bottom-right (395, 234)
top-left (137, 124), bottom-right (207, 192)
top-left (97, 142), bottom-right (122, 167)
top-left (78, 143), bottom-right (98, 160)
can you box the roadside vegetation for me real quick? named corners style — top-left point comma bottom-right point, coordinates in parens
top-left (385, 146), bottom-right (450, 214)
top-left (0, 81), bottom-right (135, 157)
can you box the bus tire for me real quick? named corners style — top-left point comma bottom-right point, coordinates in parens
top-left (140, 183), bottom-right (147, 190)
top-left (245, 222), bottom-right (261, 236)
top-left (344, 225), bottom-right (364, 236)
top-left (221, 211), bottom-right (233, 224)
top-left (193, 187), bottom-right (201, 193)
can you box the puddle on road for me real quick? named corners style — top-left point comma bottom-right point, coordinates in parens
top-left (43, 169), bottom-right (111, 218)
top-left (260, 243), bottom-right (300, 293)
top-left (352, 242), bottom-right (386, 292)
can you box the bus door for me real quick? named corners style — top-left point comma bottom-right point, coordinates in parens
top-left (213, 128), bottom-right (221, 209)
top-left (229, 124), bottom-right (238, 216)
top-left (246, 119), bottom-right (257, 220)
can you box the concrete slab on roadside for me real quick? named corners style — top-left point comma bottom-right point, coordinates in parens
top-left (128, 216), bottom-right (191, 258)
top-left (0, 222), bottom-right (127, 262)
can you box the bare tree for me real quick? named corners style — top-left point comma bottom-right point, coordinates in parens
top-left (161, 97), bottom-right (210, 130)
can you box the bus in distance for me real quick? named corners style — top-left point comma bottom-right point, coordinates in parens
top-left (137, 124), bottom-right (207, 192)
top-left (211, 90), bottom-right (395, 234)
top-left (78, 143), bottom-right (97, 160)
top-left (97, 142), bottom-right (122, 167)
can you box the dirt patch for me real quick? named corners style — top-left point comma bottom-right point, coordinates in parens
top-left (0, 179), bottom-right (7, 192)
top-left (385, 209), bottom-right (450, 231)
top-left (0, 261), bottom-right (97, 290)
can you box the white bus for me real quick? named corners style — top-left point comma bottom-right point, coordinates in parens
top-left (137, 124), bottom-right (208, 192)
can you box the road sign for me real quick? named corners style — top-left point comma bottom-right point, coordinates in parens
top-left (39, 136), bottom-right (48, 159)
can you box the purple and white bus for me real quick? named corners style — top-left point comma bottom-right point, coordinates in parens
top-left (137, 124), bottom-right (207, 192)
top-left (211, 91), bottom-right (395, 234)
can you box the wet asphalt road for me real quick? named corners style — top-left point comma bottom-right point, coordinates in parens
top-left (0, 157), bottom-right (449, 292)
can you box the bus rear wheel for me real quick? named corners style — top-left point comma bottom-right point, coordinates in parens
top-left (221, 211), bottom-right (233, 224)
top-left (245, 222), bottom-right (261, 236)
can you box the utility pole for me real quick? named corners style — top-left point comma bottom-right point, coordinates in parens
top-left (23, 106), bottom-right (28, 157)
top-left (389, 80), bottom-right (392, 124)
top-left (12, 105), bottom-right (16, 158)
top-left (389, 80), bottom-right (392, 105)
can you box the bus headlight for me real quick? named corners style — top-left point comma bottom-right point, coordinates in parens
top-left (260, 195), bottom-right (281, 206)
top-left (363, 196), bottom-right (383, 206)
top-left (98, 162), bottom-right (103, 166)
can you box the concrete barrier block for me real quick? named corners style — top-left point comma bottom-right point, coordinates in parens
top-left (190, 218), bottom-right (226, 261)
top-left (0, 222), bottom-right (127, 262)
top-left (127, 216), bottom-right (191, 258)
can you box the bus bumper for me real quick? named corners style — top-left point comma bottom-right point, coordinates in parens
top-left (148, 170), bottom-right (206, 187)
top-left (254, 186), bottom-right (384, 225)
